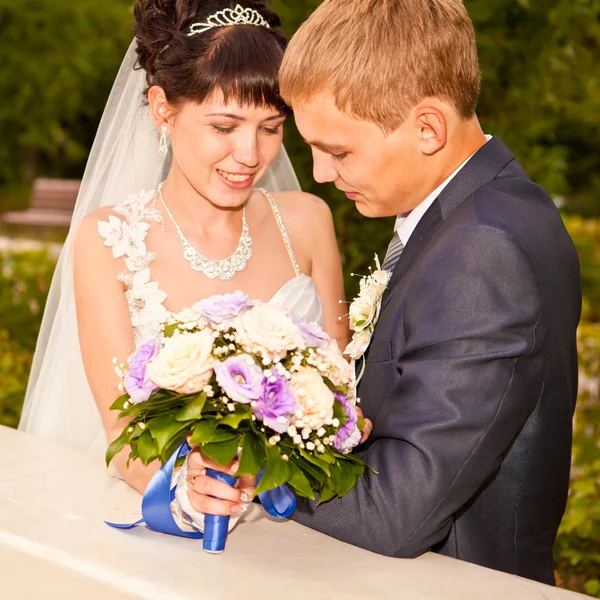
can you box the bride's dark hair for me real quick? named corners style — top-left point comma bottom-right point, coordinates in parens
top-left (134, 0), bottom-right (289, 112)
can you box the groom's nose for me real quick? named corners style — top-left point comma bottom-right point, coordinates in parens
top-left (312, 150), bottom-right (338, 184)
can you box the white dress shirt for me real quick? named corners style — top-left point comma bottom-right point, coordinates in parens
top-left (394, 135), bottom-right (493, 245)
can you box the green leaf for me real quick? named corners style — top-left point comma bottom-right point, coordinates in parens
top-left (109, 394), bottom-right (130, 412)
top-left (105, 428), bottom-right (128, 467)
top-left (190, 420), bottom-right (239, 444)
top-left (328, 459), bottom-right (358, 497)
top-left (219, 406), bottom-right (252, 429)
top-left (288, 466), bottom-right (315, 500)
top-left (118, 401), bottom-right (148, 420)
top-left (318, 483), bottom-right (337, 505)
top-left (292, 456), bottom-right (325, 485)
top-left (163, 323), bottom-right (179, 338)
top-left (237, 432), bottom-right (266, 476)
top-left (147, 414), bottom-right (192, 455)
top-left (255, 444), bottom-right (293, 495)
top-left (137, 429), bottom-right (159, 465)
top-left (201, 437), bottom-right (241, 465)
top-left (333, 397), bottom-right (349, 427)
top-left (298, 448), bottom-right (331, 476)
top-left (175, 393), bottom-right (207, 422)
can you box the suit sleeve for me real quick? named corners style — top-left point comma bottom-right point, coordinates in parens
top-left (292, 224), bottom-right (545, 557)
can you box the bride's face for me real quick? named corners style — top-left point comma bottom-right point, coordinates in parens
top-left (163, 91), bottom-right (286, 208)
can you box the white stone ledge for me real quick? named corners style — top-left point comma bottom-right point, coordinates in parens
top-left (0, 426), bottom-right (585, 600)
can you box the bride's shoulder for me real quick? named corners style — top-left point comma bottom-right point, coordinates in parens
top-left (269, 190), bottom-right (333, 233)
top-left (73, 189), bottom-right (157, 257)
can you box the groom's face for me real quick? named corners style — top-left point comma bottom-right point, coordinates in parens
top-left (293, 95), bottom-right (430, 218)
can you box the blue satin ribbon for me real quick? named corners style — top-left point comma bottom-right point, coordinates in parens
top-left (106, 441), bottom-right (296, 553)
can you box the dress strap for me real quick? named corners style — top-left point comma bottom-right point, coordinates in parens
top-left (256, 188), bottom-right (301, 277)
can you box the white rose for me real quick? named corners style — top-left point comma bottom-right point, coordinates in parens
top-left (148, 329), bottom-right (214, 393)
top-left (322, 341), bottom-right (353, 386)
top-left (290, 367), bottom-right (335, 431)
top-left (234, 303), bottom-right (305, 358)
top-left (349, 287), bottom-right (379, 332)
top-left (371, 270), bottom-right (391, 295)
top-left (345, 329), bottom-right (373, 360)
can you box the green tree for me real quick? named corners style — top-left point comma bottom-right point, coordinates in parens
top-left (467, 0), bottom-right (600, 216)
top-left (0, 0), bottom-right (133, 203)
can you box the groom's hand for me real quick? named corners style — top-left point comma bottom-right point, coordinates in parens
top-left (356, 407), bottom-right (373, 444)
top-left (186, 448), bottom-right (256, 516)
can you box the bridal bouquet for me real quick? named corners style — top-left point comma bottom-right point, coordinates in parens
top-left (107, 292), bottom-right (367, 504)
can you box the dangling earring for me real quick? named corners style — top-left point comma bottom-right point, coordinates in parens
top-left (158, 125), bottom-right (168, 155)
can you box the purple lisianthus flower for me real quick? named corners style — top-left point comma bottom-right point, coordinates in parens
top-left (193, 291), bottom-right (251, 326)
top-left (124, 340), bottom-right (160, 404)
top-left (214, 355), bottom-right (264, 404)
top-left (252, 371), bottom-right (298, 434)
top-left (333, 392), bottom-right (362, 454)
top-left (289, 312), bottom-right (330, 348)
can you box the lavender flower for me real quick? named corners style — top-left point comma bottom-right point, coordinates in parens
top-left (124, 340), bottom-right (160, 404)
top-left (214, 355), bottom-right (264, 404)
top-left (193, 291), bottom-right (251, 326)
top-left (333, 392), bottom-right (362, 454)
top-left (289, 312), bottom-right (330, 348)
top-left (253, 371), bottom-right (298, 434)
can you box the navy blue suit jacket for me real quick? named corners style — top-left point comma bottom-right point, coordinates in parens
top-left (293, 137), bottom-right (581, 584)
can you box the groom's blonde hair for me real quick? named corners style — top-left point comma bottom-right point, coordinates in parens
top-left (280, 0), bottom-right (481, 132)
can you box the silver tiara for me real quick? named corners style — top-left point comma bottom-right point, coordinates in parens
top-left (188, 4), bottom-right (271, 37)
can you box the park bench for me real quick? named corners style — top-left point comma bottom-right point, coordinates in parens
top-left (1, 178), bottom-right (80, 227)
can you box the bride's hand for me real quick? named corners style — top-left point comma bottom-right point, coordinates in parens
top-left (185, 448), bottom-right (256, 516)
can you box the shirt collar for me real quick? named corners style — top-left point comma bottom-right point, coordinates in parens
top-left (394, 135), bottom-right (493, 245)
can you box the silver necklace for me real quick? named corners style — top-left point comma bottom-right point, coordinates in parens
top-left (157, 183), bottom-right (253, 281)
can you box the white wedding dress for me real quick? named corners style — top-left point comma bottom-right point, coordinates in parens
top-left (74, 186), bottom-right (322, 459)
top-left (102, 187), bottom-right (322, 347)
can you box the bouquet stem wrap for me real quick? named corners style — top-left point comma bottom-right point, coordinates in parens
top-left (106, 441), bottom-right (296, 552)
top-left (203, 469), bottom-right (237, 553)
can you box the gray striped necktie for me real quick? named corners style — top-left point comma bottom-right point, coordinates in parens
top-left (382, 231), bottom-right (404, 272)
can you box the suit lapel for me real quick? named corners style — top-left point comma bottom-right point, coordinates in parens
top-left (381, 137), bottom-right (516, 310)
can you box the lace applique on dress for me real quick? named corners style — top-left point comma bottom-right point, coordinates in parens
top-left (97, 190), bottom-right (167, 346)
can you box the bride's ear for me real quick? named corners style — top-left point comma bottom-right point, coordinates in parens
top-left (148, 86), bottom-right (174, 133)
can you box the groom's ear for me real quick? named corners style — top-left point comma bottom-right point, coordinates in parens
top-left (414, 104), bottom-right (447, 156)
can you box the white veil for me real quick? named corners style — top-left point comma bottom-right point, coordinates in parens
top-left (18, 40), bottom-right (301, 456)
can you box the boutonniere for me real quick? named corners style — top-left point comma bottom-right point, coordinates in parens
top-left (344, 255), bottom-right (391, 362)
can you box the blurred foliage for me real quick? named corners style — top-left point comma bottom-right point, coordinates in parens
top-left (565, 217), bottom-right (600, 322)
top-left (555, 322), bottom-right (600, 597)
top-left (0, 249), bottom-right (55, 427)
top-left (0, 0), bottom-right (133, 205)
top-left (0, 249), bottom-right (55, 350)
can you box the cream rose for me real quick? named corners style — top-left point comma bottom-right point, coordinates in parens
top-left (234, 303), bottom-right (305, 358)
top-left (148, 329), bottom-right (214, 393)
top-left (371, 269), bottom-right (391, 295)
top-left (349, 287), bottom-right (379, 332)
top-left (290, 367), bottom-right (335, 431)
top-left (345, 329), bottom-right (373, 361)
top-left (322, 341), bottom-right (353, 386)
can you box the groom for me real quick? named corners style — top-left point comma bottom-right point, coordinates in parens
top-left (276, 0), bottom-right (581, 585)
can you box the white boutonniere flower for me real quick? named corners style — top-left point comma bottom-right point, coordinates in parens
top-left (344, 255), bottom-right (391, 361)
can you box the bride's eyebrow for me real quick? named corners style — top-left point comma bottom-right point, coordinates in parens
top-left (205, 112), bottom-right (285, 121)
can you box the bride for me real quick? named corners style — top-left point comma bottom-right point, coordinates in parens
top-left (19, 0), bottom-right (349, 509)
